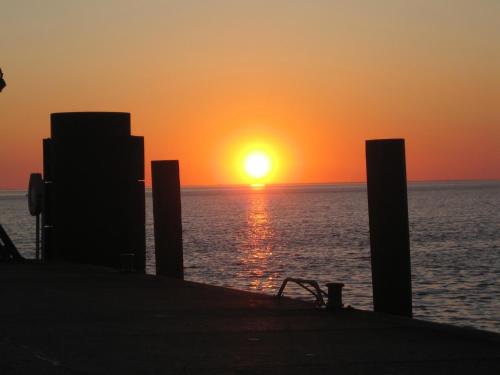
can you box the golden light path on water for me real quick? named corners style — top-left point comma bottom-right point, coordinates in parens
top-left (238, 191), bottom-right (277, 292)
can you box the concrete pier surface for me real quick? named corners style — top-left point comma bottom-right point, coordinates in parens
top-left (1, 263), bottom-right (499, 374)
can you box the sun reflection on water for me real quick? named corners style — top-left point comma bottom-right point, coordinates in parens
top-left (238, 191), bottom-right (278, 292)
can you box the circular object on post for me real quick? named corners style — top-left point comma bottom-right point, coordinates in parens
top-left (28, 173), bottom-right (44, 216)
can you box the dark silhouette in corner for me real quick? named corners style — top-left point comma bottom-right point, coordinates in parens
top-left (0, 68), bottom-right (22, 262)
top-left (0, 224), bottom-right (24, 262)
top-left (0, 68), bottom-right (6, 92)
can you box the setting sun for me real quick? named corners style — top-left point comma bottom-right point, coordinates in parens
top-left (244, 152), bottom-right (271, 179)
top-left (226, 137), bottom-right (287, 186)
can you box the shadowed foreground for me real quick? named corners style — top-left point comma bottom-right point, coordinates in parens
top-left (1, 262), bottom-right (499, 374)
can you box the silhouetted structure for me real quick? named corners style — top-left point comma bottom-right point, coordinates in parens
top-left (28, 173), bottom-right (44, 260)
top-left (151, 160), bottom-right (184, 279)
top-left (366, 139), bottom-right (412, 317)
top-left (42, 112), bottom-right (145, 271)
top-left (0, 224), bottom-right (24, 261)
top-left (0, 68), bottom-right (5, 92)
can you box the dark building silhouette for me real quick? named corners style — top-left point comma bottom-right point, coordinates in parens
top-left (42, 112), bottom-right (145, 271)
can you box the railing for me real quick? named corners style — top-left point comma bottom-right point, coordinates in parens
top-left (276, 277), bottom-right (328, 307)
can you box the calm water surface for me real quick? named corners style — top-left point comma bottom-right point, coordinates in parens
top-left (1, 181), bottom-right (499, 333)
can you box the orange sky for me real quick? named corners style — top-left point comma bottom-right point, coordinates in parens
top-left (1, 1), bottom-right (499, 188)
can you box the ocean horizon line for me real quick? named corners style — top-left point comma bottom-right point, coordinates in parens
top-left (178, 178), bottom-right (500, 190)
top-left (1, 178), bottom-right (499, 195)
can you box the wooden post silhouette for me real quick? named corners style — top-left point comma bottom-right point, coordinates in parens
top-left (151, 160), bottom-right (184, 279)
top-left (366, 139), bottom-right (412, 317)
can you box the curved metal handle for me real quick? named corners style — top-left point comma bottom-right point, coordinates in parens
top-left (276, 277), bottom-right (327, 306)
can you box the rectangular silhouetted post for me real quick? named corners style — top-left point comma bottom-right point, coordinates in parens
top-left (366, 139), bottom-right (412, 317)
top-left (151, 160), bottom-right (184, 279)
top-left (43, 112), bottom-right (145, 271)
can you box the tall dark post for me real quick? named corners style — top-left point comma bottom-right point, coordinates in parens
top-left (42, 112), bottom-right (145, 271)
top-left (366, 139), bottom-right (412, 317)
top-left (151, 160), bottom-right (184, 279)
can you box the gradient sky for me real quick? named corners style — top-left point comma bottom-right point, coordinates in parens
top-left (1, 0), bottom-right (499, 188)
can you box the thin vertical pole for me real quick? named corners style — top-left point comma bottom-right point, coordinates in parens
top-left (366, 139), bottom-right (412, 317)
top-left (151, 160), bottom-right (184, 279)
top-left (35, 214), bottom-right (40, 260)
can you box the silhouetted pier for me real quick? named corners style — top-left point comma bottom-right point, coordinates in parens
top-left (2, 113), bottom-right (498, 374)
top-left (1, 262), bottom-right (499, 374)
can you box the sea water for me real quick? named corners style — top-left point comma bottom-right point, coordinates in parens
top-left (1, 181), bottom-right (499, 333)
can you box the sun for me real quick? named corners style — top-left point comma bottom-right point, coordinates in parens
top-left (244, 151), bottom-right (272, 179)
top-left (231, 139), bottom-right (282, 185)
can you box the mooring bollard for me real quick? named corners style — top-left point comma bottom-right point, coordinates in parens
top-left (326, 282), bottom-right (344, 310)
top-left (365, 139), bottom-right (412, 317)
top-left (120, 253), bottom-right (135, 273)
top-left (151, 160), bottom-right (184, 279)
